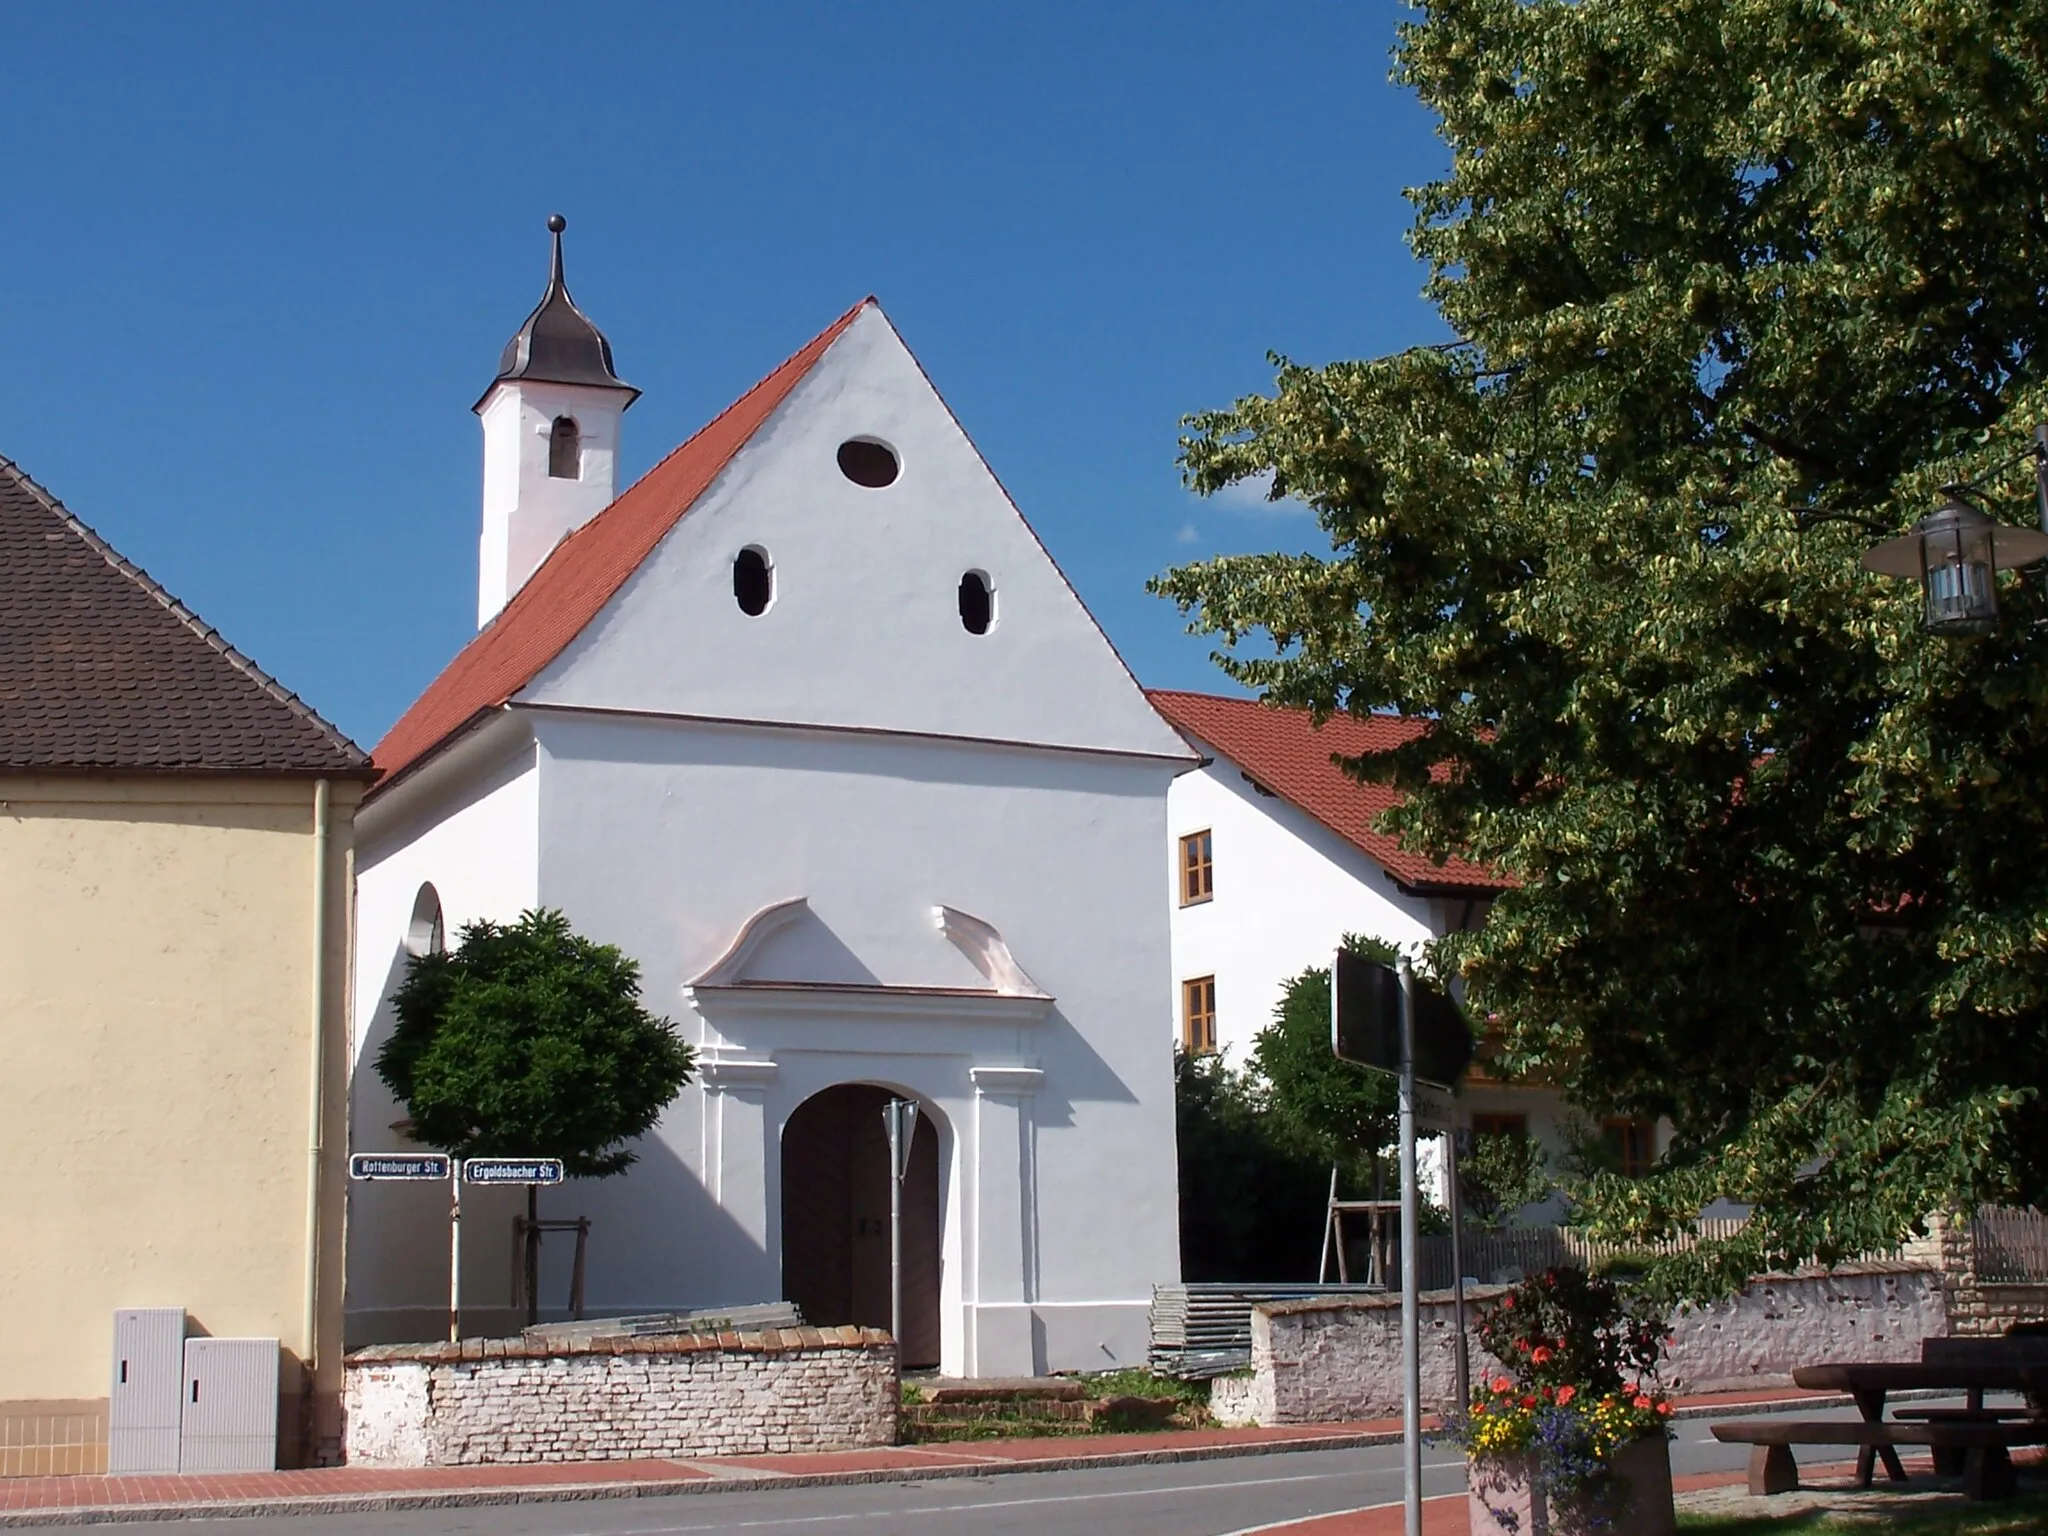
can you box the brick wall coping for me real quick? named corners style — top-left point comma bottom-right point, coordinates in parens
top-left (345, 1325), bottom-right (893, 1366)
top-left (1258, 1262), bottom-right (1939, 1320)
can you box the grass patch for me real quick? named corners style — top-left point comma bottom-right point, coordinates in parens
top-left (1677, 1491), bottom-right (2048, 1535)
top-left (1071, 1368), bottom-right (1210, 1407)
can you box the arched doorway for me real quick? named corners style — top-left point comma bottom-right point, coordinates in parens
top-left (780, 1084), bottom-right (941, 1368)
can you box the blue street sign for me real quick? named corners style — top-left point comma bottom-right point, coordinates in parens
top-left (349, 1153), bottom-right (452, 1181)
top-left (462, 1157), bottom-right (565, 1185)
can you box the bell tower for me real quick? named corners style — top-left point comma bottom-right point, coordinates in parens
top-left (474, 214), bottom-right (639, 628)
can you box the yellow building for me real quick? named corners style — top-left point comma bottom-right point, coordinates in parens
top-left (0, 456), bottom-right (373, 1473)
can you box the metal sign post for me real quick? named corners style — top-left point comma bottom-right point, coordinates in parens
top-left (1445, 1127), bottom-right (1471, 1412)
top-left (1396, 957), bottom-right (1422, 1536)
top-left (450, 1165), bottom-right (463, 1342)
top-left (882, 1099), bottom-right (920, 1358)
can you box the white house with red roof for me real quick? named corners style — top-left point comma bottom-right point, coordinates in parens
top-left (1145, 691), bottom-right (1639, 1201)
top-left (345, 220), bottom-right (1196, 1376)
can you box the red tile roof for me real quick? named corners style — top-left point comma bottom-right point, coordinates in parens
top-left (1146, 689), bottom-right (1501, 893)
top-left (373, 300), bottom-right (869, 788)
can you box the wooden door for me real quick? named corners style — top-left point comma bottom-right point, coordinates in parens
top-left (780, 1084), bottom-right (941, 1368)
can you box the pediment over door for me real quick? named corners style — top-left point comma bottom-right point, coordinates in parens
top-left (684, 896), bottom-right (1054, 1025)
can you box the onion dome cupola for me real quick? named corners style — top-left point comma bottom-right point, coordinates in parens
top-left (476, 214), bottom-right (639, 412)
top-left (474, 214), bottom-right (640, 630)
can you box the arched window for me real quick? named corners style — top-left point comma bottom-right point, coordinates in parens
top-left (404, 883), bottom-right (446, 958)
top-left (548, 417), bottom-right (581, 480)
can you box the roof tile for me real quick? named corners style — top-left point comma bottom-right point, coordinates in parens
top-left (372, 300), bottom-right (869, 787)
top-left (0, 456), bottom-right (368, 775)
top-left (1147, 689), bottom-right (1500, 893)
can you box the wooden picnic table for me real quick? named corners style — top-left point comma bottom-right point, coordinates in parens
top-left (1790, 1362), bottom-right (2048, 1487)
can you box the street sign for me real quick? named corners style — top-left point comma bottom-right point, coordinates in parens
top-left (1416, 1085), bottom-right (1456, 1136)
top-left (462, 1158), bottom-right (565, 1185)
top-left (348, 1153), bottom-right (452, 1180)
top-left (883, 1099), bottom-right (920, 1182)
top-left (1331, 950), bottom-right (1474, 1089)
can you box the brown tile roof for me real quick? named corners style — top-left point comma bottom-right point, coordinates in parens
top-left (0, 455), bottom-right (369, 775)
top-left (372, 298), bottom-right (869, 789)
top-left (1147, 689), bottom-right (1501, 893)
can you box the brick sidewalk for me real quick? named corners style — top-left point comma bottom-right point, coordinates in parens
top-left (0, 1387), bottom-right (1898, 1526)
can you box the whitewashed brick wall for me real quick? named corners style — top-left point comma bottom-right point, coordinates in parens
top-left (343, 1326), bottom-right (897, 1465)
top-left (1211, 1264), bottom-right (1949, 1426)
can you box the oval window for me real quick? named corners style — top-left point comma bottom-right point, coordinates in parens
top-left (734, 546), bottom-right (773, 616)
top-left (837, 438), bottom-right (900, 488)
top-left (959, 570), bottom-right (994, 635)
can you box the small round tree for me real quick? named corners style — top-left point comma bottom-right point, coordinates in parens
top-left (376, 907), bottom-right (695, 1323)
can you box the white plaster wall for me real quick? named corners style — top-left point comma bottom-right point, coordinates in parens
top-left (1166, 750), bottom-right (1443, 1063)
top-left (519, 304), bottom-right (1189, 763)
top-left (345, 724), bottom-right (542, 1345)
top-left (342, 1361), bottom-right (431, 1466)
top-left (478, 379), bottom-right (627, 627)
top-left (513, 711), bottom-right (1182, 1379)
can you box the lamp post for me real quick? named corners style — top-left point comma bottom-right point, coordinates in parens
top-left (1861, 428), bottom-right (2048, 633)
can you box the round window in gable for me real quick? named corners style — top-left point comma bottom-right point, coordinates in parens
top-left (734, 546), bottom-right (774, 616)
top-left (959, 570), bottom-right (995, 635)
top-left (837, 437), bottom-right (900, 488)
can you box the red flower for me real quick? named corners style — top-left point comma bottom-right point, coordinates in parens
top-left (1555, 1386), bottom-right (1576, 1406)
top-left (1531, 1346), bottom-right (1554, 1366)
top-left (1493, 1377), bottom-right (1514, 1393)
top-left (1632, 1395), bottom-right (1654, 1411)
top-left (1502, 1296), bottom-right (1514, 1308)
top-left (1656, 1402), bottom-right (1673, 1416)
top-left (1521, 1395), bottom-right (1538, 1409)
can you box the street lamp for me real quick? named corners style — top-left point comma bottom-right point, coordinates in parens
top-left (1861, 428), bottom-right (2048, 635)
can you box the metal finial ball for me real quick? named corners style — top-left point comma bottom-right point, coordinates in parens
top-left (547, 213), bottom-right (567, 233)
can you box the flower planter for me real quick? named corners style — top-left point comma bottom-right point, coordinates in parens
top-left (1468, 1433), bottom-right (1675, 1536)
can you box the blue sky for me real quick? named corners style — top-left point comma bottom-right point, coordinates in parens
top-left (0, 2), bottom-right (1449, 747)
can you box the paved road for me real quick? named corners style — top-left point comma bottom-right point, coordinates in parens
top-left (26, 1412), bottom-right (1864, 1536)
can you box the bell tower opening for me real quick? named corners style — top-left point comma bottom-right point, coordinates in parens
top-left (548, 417), bottom-right (581, 479)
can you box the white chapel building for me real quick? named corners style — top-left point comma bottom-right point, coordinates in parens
top-left (345, 219), bottom-right (1196, 1377)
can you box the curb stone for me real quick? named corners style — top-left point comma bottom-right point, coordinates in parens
top-left (0, 1390), bottom-right (1932, 1528)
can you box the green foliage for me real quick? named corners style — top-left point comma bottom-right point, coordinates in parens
top-left (1153, 0), bottom-right (2048, 1291)
top-left (1174, 1049), bottom-right (1331, 1281)
top-left (1462, 1129), bottom-right (1556, 1227)
top-left (376, 908), bottom-right (695, 1177)
top-left (1252, 959), bottom-right (1398, 1171)
top-left (1476, 1268), bottom-right (1667, 1399)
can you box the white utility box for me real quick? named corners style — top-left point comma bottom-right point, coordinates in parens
top-left (178, 1338), bottom-right (279, 1472)
top-left (109, 1309), bottom-right (186, 1474)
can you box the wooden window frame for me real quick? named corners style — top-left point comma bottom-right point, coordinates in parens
top-left (1179, 829), bottom-right (1214, 906)
top-left (1469, 1112), bottom-right (1528, 1143)
top-left (1601, 1117), bottom-right (1656, 1178)
top-left (1182, 975), bottom-right (1217, 1056)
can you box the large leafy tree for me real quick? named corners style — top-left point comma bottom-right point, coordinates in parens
top-left (1154, 0), bottom-right (2048, 1289)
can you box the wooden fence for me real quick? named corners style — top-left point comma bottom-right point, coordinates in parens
top-left (1971, 1207), bottom-right (2048, 1283)
top-left (1417, 1217), bottom-right (1752, 1290)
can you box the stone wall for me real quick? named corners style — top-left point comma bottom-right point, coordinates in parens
top-left (1212, 1265), bottom-right (1948, 1427)
top-left (1904, 1212), bottom-right (2048, 1338)
top-left (343, 1326), bottom-right (897, 1466)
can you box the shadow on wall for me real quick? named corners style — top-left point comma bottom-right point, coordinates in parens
top-left (345, 934), bottom-right (764, 1344)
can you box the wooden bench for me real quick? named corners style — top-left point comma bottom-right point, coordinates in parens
top-left (1892, 1407), bottom-right (2040, 1476)
top-left (1710, 1418), bottom-right (2048, 1501)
